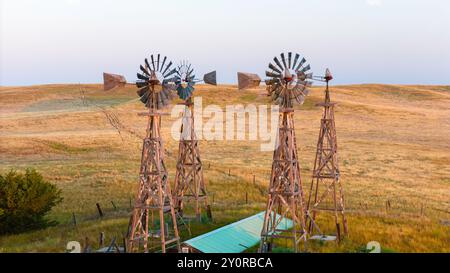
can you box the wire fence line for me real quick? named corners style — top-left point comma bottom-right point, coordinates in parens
top-left (78, 86), bottom-right (144, 141)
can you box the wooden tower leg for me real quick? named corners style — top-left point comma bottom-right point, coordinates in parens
top-left (127, 112), bottom-right (180, 253)
top-left (306, 83), bottom-right (347, 241)
top-left (260, 109), bottom-right (308, 253)
top-left (173, 100), bottom-right (209, 221)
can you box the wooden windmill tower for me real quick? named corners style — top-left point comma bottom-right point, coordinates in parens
top-left (238, 52), bottom-right (313, 253)
top-left (104, 54), bottom-right (181, 253)
top-left (172, 62), bottom-right (216, 220)
top-left (307, 69), bottom-right (348, 242)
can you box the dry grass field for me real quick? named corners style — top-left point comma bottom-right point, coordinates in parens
top-left (0, 83), bottom-right (449, 252)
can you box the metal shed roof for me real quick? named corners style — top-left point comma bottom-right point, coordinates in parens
top-left (183, 211), bottom-right (293, 253)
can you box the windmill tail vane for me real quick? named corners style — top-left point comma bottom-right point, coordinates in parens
top-left (237, 72), bottom-right (262, 90)
top-left (202, 71), bottom-right (217, 85)
top-left (103, 72), bottom-right (127, 91)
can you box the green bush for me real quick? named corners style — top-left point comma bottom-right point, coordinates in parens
top-left (0, 169), bottom-right (62, 234)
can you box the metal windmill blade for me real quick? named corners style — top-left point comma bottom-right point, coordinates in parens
top-left (273, 56), bottom-right (284, 71)
top-left (265, 71), bottom-right (281, 78)
top-left (103, 73), bottom-right (127, 91)
top-left (294, 57), bottom-right (306, 72)
top-left (160, 56), bottom-right (167, 72)
top-left (138, 86), bottom-right (150, 105)
top-left (288, 52), bottom-right (292, 69)
top-left (156, 54), bottom-right (160, 71)
top-left (145, 58), bottom-right (151, 71)
top-left (268, 63), bottom-right (282, 74)
top-left (300, 64), bottom-right (311, 73)
top-left (292, 53), bottom-right (300, 70)
top-left (162, 61), bottom-right (172, 75)
top-left (139, 65), bottom-right (149, 76)
top-left (164, 67), bottom-right (177, 78)
top-left (280, 53), bottom-right (288, 69)
top-left (137, 72), bottom-right (149, 81)
top-left (150, 55), bottom-right (156, 70)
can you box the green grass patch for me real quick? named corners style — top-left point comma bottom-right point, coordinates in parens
top-left (40, 140), bottom-right (94, 154)
top-left (22, 98), bottom-right (132, 113)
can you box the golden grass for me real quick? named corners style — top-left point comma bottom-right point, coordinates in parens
top-left (0, 83), bottom-right (449, 252)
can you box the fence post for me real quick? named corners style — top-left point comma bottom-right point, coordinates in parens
top-left (206, 205), bottom-right (213, 220)
top-left (99, 232), bottom-right (105, 248)
top-left (96, 203), bottom-right (104, 218)
top-left (72, 212), bottom-right (77, 227)
top-left (83, 237), bottom-right (91, 253)
top-left (336, 223), bottom-right (341, 243)
top-left (111, 201), bottom-right (117, 210)
top-left (122, 237), bottom-right (127, 253)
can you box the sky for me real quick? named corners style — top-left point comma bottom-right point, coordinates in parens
top-left (0, 0), bottom-right (449, 86)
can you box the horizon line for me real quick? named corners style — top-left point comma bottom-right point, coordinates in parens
top-left (1, 82), bottom-right (449, 88)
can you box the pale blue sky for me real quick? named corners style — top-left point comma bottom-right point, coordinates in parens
top-left (1, 0), bottom-right (449, 85)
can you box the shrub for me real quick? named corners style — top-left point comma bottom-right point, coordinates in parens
top-left (0, 169), bottom-right (62, 234)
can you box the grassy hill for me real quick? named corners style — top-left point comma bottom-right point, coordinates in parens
top-left (0, 83), bottom-right (449, 252)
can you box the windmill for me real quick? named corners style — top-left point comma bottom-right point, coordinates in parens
top-left (306, 69), bottom-right (348, 242)
top-left (104, 54), bottom-right (181, 253)
top-left (172, 61), bottom-right (216, 221)
top-left (238, 52), bottom-right (313, 253)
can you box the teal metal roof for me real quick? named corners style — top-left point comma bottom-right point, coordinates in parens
top-left (183, 211), bottom-right (293, 253)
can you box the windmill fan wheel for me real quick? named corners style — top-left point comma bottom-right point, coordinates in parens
top-left (175, 61), bottom-right (196, 100)
top-left (266, 52), bottom-right (313, 108)
top-left (136, 53), bottom-right (176, 109)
